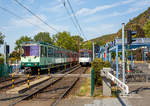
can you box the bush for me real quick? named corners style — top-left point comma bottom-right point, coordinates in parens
top-left (91, 58), bottom-right (111, 86)
top-left (0, 57), bottom-right (4, 64)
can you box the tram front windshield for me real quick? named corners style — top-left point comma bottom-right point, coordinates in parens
top-left (22, 45), bottom-right (39, 56)
top-left (80, 52), bottom-right (89, 57)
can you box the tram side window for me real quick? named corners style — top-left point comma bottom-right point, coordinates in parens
top-left (45, 47), bottom-right (47, 57)
top-left (41, 46), bottom-right (47, 57)
top-left (41, 46), bottom-right (44, 57)
top-left (48, 47), bottom-right (53, 57)
top-left (54, 49), bottom-right (59, 57)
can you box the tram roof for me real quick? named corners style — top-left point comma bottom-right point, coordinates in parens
top-left (21, 41), bottom-right (77, 53)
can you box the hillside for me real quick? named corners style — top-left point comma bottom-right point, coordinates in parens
top-left (90, 7), bottom-right (150, 45)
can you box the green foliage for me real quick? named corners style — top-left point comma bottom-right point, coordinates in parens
top-left (52, 31), bottom-right (83, 51)
top-left (90, 33), bottom-right (117, 46)
top-left (34, 32), bottom-right (52, 43)
top-left (92, 58), bottom-right (111, 86)
top-left (53, 31), bottom-right (72, 49)
top-left (71, 35), bottom-right (83, 51)
top-left (0, 32), bottom-right (5, 45)
top-left (0, 57), bottom-right (4, 64)
top-left (15, 36), bottom-right (32, 50)
top-left (80, 41), bottom-right (93, 50)
top-left (143, 20), bottom-right (150, 38)
top-left (9, 50), bottom-right (20, 60)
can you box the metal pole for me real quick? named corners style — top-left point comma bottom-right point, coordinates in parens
top-left (116, 45), bottom-right (119, 78)
top-left (91, 68), bottom-right (94, 96)
top-left (93, 42), bottom-right (95, 61)
top-left (48, 67), bottom-right (50, 76)
top-left (122, 23), bottom-right (125, 83)
top-left (109, 52), bottom-right (111, 62)
top-left (4, 42), bottom-right (6, 73)
top-left (12, 73), bottom-right (15, 88)
top-left (27, 74), bottom-right (30, 88)
top-left (38, 68), bottom-right (40, 79)
top-left (131, 51), bottom-right (133, 69)
top-left (105, 49), bottom-right (107, 61)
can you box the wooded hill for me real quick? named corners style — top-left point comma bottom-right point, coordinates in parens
top-left (90, 7), bottom-right (150, 45)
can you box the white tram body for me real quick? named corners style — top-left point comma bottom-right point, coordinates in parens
top-left (79, 49), bottom-right (92, 66)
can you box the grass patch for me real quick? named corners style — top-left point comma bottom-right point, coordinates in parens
top-left (77, 78), bottom-right (91, 97)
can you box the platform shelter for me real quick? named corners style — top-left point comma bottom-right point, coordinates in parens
top-left (98, 38), bottom-right (150, 78)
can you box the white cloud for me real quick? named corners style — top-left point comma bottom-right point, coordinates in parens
top-left (84, 0), bottom-right (150, 23)
top-left (10, 14), bottom-right (47, 28)
top-left (42, 3), bottom-right (64, 13)
top-left (32, 24), bottom-right (69, 36)
top-left (75, 0), bottom-right (135, 16)
top-left (8, 13), bottom-right (69, 35)
top-left (27, 0), bottom-right (35, 4)
top-left (72, 0), bottom-right (85, 5)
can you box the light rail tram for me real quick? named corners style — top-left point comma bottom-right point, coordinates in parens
top-left (79, 49), bottom-right (92, 66)
top-left (20, 41), bottom-right (78, 73)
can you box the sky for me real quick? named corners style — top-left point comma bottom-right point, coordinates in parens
top-left (0, 0), bottom-right (150, 53)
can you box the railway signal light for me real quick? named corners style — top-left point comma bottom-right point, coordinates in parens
top-left (127, 30), bottom-right (136, 44)
top-left (94, 44), bottom-right (99, 53)
top-left (5, 45), bottom-right (10, 55)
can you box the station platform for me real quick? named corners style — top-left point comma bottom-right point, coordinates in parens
top-left (50, 74), bottom-right (91, 78)
top-left (6, 76), bottom-right (50, 94)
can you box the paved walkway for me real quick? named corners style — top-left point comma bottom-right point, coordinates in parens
top-left (84, 97), bottom-right (132, 106)
top-left (58, 97), bottom-right (132, 106)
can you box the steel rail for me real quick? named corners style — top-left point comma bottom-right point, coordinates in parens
top-left (0, 77), bottom-right (35, 90)
top-left (52, 67), bottom-right (88, 106)
top-left (8, 65), bottom-right (81, 106)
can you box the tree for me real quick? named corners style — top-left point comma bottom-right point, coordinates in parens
top-left (71, 35), bottom-right (83, 51)
top-left (80, 41), bottom-right (93, 50)
top-left (143, 20), bottom-right (150, 38)
top-left (15, 36), bottom-right (32, 50)
top-left (9, 50), bottom-right (20, 59)
top-left (0, 32), bottom-right (5, 45)
top-left (34, 32), bottom-right (52, 43)
top-left (135, 25), bottom-right (145, 38)
top-left (53, 31), bottom-right (72, 50)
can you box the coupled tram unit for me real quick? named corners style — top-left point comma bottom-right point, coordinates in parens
top-left (79, 49), bottom-right (92, 66)
top-left (20, 41), bottom-right (78, 73)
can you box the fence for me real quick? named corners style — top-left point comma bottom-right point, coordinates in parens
top-left (0, 64), bottom-right (10, 77)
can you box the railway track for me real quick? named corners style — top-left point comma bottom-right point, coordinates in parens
top-left (0, 76), bottom-right (35, 91)
top-left (0, 64), bottom-right (78, 92)
top-left (0, 76), bottom-right (19, 83)
top-left (26, 67), bottom-right (87, 106)
top-left (0, 65), bottom-right (86, 106)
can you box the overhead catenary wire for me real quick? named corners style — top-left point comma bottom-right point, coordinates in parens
top-left (0, 6), bottom-right (48, 32)
top-left (66, 0), bottom-right (88, 40)
top-left (13, 0), bottom-right (59, 33)
top-left (61, 0), bottom-right (82, 36)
